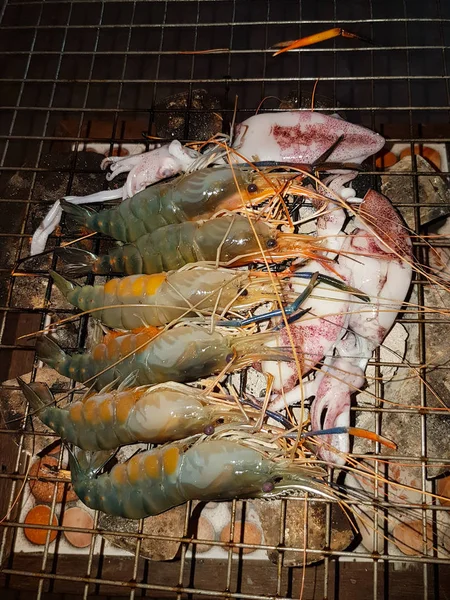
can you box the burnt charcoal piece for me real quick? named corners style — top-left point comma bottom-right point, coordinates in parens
top-left (154, 89), bottom-right (223, 141)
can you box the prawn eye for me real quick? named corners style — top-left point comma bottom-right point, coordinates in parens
top-left (225, 353), bottom-right (234, 363)
top-left (247, 183), bottom-right (258, 193)
top-left (239, 288), bottom-right (249, 297)
top-left (266, 238), bottom-right (277, 249)
top-left (204, 424), bottom-right (215, 436)
top-left (262, 481), bottom-right (274, 493)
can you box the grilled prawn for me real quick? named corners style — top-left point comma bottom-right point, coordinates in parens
top-left (36, 325), bottom-right (291, 391)
top-left (61, 166), bottom-right (296, 243)
top-left (56, 215), bottom-right (322, 277)
top-left (19, 378), bottom-right (245, 451)
top-left (69, 434), bottom-right (333, 519)
top-left (50, 266), bottom-right (280, 330)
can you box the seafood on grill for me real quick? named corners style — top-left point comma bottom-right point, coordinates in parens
top-left (308, 190), bottom-right (413, 464)
top-left (50, 266), bottom-right (282, 330)
top-left (231, 111), bottom-right (385, 167)
top-left (68, 433), bottom-right (334, 519)
top-left (60, 166), bottom-right (298, 243)
top-left (56, 215), bottom-right (323, 277)
top-left (18, 378), bottom-right (247, 451)
top-left (35, 325), bottom-right (292, 391)
top-left (30, 141), bottom-right (200, 256)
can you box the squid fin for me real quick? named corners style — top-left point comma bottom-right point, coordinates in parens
top-left (56, 247), bottom-right (98, 277)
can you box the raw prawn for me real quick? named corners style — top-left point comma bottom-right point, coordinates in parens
top-left (30, 140), bottom-right (199, 256)
top-left (56, 215), bottom-right (323, 277)
top-left (68, 434), bottom-right (334, 519)
top-left (18, 378), bottom-right (245, 451)
top-left (231, 111), bottom-right (385, 166)
top-left (50, 267), bottom-right (280, 330)
top-left (61, 166), bottom-right (297, 243)
top-left (309, 189), bottom-right (413, 465)
top-left (35, 325), bottom-right (291, 391)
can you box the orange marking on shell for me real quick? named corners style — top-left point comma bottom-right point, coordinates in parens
top-left (83, 398), bottom-right (99, 424)
top-left (144, 454), bottom-right (159, 478)
top-left (92, 343), bottom-right (107, 362)
top-left (112, 464), bottom-right (128, 485)
top-left (98, 398), bottom-right (113, 422)
top-left (144, 273), bottom-right (166, 297)
top-left (104, 279), bottom-right (119, 295)
top-left (163, 447), bottom-right (180, 476)
top-left (116, 391), bottom-right (138, 424)
top-left (69, 402), bottom-right (83, 424)
top-left (135, 327), bottom-right (160, 353)
top-left (118, 334), bottom-right (136, 357)
top-left (127, 454), bottom-right (143, 484)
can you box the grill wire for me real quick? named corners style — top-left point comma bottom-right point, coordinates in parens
top-left (1, 0), bottom-right (450, 598)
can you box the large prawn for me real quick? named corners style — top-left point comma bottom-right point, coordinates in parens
top-left (60, 166), bottom-right (298, 243)
top-left (68, 432), bottom-right (334, 519)
top-left (18, 378), bottom-right (247, 451)
top-left (35, 325), bottom-right (292, 391)
top-left (56, 215), bottom-right (324, 277)
top-left (50, 266), bottom-right (281, 330)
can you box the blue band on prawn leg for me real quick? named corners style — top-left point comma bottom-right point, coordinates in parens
top-left (218, 271), bottom-right (369, 328)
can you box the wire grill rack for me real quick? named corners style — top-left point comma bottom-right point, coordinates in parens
top-left (1, 0), bottom-right (450, 598)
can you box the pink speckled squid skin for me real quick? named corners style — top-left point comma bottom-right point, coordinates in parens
top-left (309, 189), bottom-right (413, 465)
top-left (232, 111), bottom-right (385, 165)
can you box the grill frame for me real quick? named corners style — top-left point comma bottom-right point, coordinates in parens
top-left (1, 1), bottom-right (450, 598)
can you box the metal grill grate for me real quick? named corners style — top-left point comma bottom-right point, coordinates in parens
top-left (1, 1), bottom-right (450, 598)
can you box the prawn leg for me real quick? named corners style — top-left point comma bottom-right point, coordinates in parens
top-left (218, 271), bottom-right (368, 328)
top-left (272, 28), bottom-right (372, 56)
top-left (218, 272), bottom-right (319, 328)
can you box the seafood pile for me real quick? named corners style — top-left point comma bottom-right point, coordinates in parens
top-left (15, 108), bottom-right (444, 560)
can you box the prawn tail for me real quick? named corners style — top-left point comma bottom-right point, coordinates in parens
top-left (17, 377), bottom-right (54, 417)
top-left (56, 247), bottom-right (99, 277)
top-left (231, 332), bottom-right (292, 370)
top-left (50, 269), bottom-right (78, 299)
top-left (35, 335), bottom-right (68, 371)
top-left (68, 448), bottom-right (113, 484)
top-left (60, 199), bottom-right (96, 229)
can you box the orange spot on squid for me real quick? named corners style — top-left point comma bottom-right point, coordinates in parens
top-left (144, 454), bottom-right (159, 478)
top-left (163, 447), bottom-right (180, 476)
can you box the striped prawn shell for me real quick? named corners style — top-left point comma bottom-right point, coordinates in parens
top-left (78, 167), bottom-right (256, 243)
top-left (72, 439), bottom-right (278, 519)
top-left (63, 268), bottom-right (250, 330)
